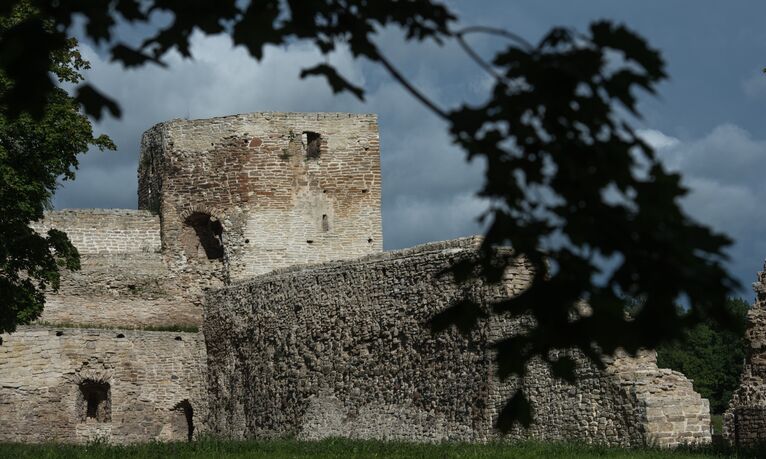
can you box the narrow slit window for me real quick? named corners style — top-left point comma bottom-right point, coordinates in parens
top-left (304, 131), bottom-right (321, 159)
top-left (322, 214), bottom-right (330, 232)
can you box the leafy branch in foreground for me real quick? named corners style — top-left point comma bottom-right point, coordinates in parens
top-left (0, 2), bottom-right (114, 334)
top-left (0, 1), bottom-right (737, 429)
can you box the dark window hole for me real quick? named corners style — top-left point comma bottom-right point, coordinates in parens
top-left (183, 212), bottom-right (224, 260)
top-left (116, 333), bottom-right (125, 339)
top-left (172, 400), bottom-right (195, 442)
top-left (175, 336), bottom-right (183, 341)
top-left (361, 189), bottom-right (368, 193)
top-left (244, 239), bottom-right (250, 244)
top-left (307, 240), bottom-right (314, 244)
top-left (367, 238), bottom-right (373, 244)
top-left (56, 331), bottom-right (64, 336)
top-left (79, 380), bottom-right (111, 422)
top-left (322, 214), bottom-right (329, 232)
top-left (304, 131), bottom-right (321, 159)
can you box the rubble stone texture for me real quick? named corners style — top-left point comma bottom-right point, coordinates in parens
top-left (205, 237), bottom-right (710, 447)
top-left (0, 112), bottom-right (710, 446)
top-left (724, 263), bottom-right (766, 446)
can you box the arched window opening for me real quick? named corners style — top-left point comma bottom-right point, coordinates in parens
top-left (303, 131), bottom-right (321, 159)
top-left (78, 380), bottom-right (111, 422)
top-left (171, 400), bottom-right (195, 441)
top-left (183, 212), bottom-right (224, 260)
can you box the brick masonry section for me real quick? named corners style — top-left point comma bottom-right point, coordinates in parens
top-left (0, 327), bottom-right (207, 444)
top-left (204, 237), bottom-right (710, 447)
top-left (138, 112), bottom-right (382, 282)
top-left (31, 209), bottom-right (160, 255)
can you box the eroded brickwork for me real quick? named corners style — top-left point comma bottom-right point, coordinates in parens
top-left (32, 211), bottom-right (200, 328)
top-left (724, 262), bottom-right (766, 447)
top-left (31, 209), bottom-right (160, 255)
top-left (138, 112), bottom-right (382, 282)
top-left (4, 112), bottom-right (712, 447)
top-left (0, 327), bottom-right (207, 444)
top-left (204, 238), bottom-right (710, 446)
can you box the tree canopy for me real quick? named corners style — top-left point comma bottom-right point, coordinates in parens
top-left (656, 298), bottom-right (749, 415)
top-left (0, 2), bottom-right (114, 334)
top-left (0, 1), bottom-right (739, 428)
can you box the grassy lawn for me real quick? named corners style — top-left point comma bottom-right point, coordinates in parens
top-left (0, 438), bottom-right (755, 459)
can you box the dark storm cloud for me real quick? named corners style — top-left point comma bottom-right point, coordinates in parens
top-left (53, 1), bottom-right (766, 295)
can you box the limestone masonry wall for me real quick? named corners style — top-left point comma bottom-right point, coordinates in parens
top-left (138, 112), bottom-right (382, 282)
top-left (724, 262), bottom-right (766, 447)
top-left (31, 209), bottom-right (160, 254)
top-left (0, 327), bottom-right (207, 444)
top-left (2, 112), bottom-right (713, 447)
top-left (37, 253), bottom-right (201, 328)
top-left (204, 237), bottom-right (709, 446)
top-left (32, 211), bottom-right (200, 328)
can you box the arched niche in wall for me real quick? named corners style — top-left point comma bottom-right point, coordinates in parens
top-left (182, 212), bottom-right (224, 260)
top-left (170, 399), bottom-right (195, 441)
top-left (78, 380), bottom-right (111, 423)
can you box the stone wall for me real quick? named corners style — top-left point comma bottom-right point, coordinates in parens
top-left (724, 262), bottom-right (766, 447)
top-left (38, 253), bottom-right (201, 328)
top-left (31, 209), bottom-right (160, 254)
top-left (0, 326), bottom-right (207, 444)
top-left (204, 237), bottom-right (710, 446)
top-left (31, 210), bottom-right (201, 328)
top-left (138, 112), bottom-right (382, 282)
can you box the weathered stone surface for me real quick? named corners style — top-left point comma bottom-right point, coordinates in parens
top-left (30, 209), bottom-right (160, 255)
top-left (138, 112), bottom-right (383, 282)
top-left (1, 112), bottom-right (711, 447)
top-left (204, 237), bottom-right (710, 446)
top-left (0, 327), bottom-right (207, 444)
top-left (724, 262), bottom-right (766, 447)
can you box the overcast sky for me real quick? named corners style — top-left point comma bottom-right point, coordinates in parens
top-left (55, 1), bottom-right (766, 299)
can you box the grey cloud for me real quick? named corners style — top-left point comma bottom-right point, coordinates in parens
top-left (54, 32), bottom-right (489, 253)
top-left (644, 126), bottom-right (766, 297)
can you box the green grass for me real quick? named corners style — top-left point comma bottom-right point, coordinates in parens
top-left (0, 438), bottom-right (757, 459)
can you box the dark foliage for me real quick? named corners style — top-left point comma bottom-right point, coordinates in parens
top-left (0, 2), bottom-right (114, 334)
top-left (656, 298), bottom-right (749, 414)
top-left (0, 1), bottom-right (738, 428)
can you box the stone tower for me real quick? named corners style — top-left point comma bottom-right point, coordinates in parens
top-left (137, 112), bottom-right (382, 283)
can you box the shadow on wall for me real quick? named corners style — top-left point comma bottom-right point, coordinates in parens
top-left (183, 212), bottom-right (224, 260)
top-left (170, 399), bottom-right (194, 442)
top-left (78, 380), bottom-right (111, 423)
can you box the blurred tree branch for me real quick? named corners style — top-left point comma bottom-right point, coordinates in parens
top-left (0, 0), bottom-right (738, 429)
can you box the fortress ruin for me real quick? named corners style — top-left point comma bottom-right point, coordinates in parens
top-left (0, 112), bottom-right (711, 446)
top-left (725, 262), bottom-right (766, 446)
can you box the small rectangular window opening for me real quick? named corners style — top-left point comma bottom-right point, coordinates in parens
top-left (304, 131), bottom-right (321, 159)
top-left (79, 380), bottom-right (111, 422)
